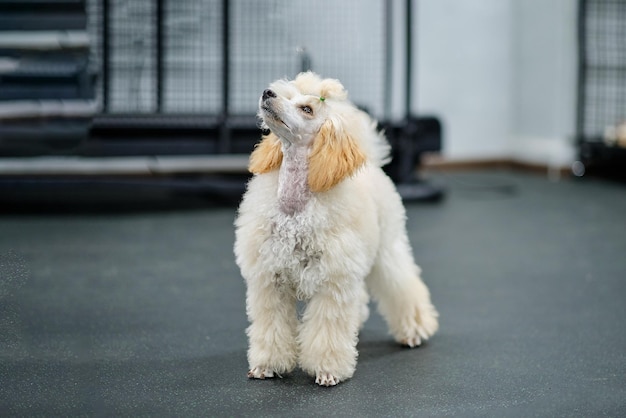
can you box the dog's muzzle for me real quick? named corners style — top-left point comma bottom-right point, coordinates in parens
top-left (262, 89), bottom-right (276, 101)
top-left (260, 88), bottom-right (289, 131)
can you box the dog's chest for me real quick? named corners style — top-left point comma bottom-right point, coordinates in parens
top-left (266, 211), bottom-right (325, 299)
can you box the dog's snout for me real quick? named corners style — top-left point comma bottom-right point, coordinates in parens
top-left (262, 89), bottom-right (277, 101)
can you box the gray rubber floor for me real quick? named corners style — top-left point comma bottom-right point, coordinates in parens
top-left (1, 170), bottom-right (625, 417)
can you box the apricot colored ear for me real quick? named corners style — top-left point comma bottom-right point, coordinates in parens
top-left (308, 120), bottom-right (366, 192)
top-left (249, 132), bottom-right (283, 174)
top-left (319, 78), bottom-right (348, 101)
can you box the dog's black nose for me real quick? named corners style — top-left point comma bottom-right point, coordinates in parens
top-left (262, 89), bottom-right (276, 101)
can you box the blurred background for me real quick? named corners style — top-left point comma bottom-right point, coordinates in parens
top-left (0, 0), bottom-right (624, 199)
top-left (2, 2), bottom-right (626, 415)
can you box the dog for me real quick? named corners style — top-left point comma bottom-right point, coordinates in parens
top-left (234, 72), bottom-right (438, 386)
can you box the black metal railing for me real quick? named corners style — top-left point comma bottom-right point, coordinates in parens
top-left (95, 0), bottom-right (390, 117)
top-left (577, 0), bottom-right (626, 141)
top-left (576, 0), bottom-right (626, 170)
top-left (0, 0), bottom-right (443, 200)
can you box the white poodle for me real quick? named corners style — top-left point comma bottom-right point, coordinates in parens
top-left (234, 72), bottom-right (438, 386)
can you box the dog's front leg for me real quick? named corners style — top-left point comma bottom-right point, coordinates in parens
top-left (246, 277), bottom-right (298, 380)
top-left (297, 281), bottom-right (366, 386)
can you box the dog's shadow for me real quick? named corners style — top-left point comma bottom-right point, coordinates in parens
top-left (357, 326), bottom-right (437, 376)
top-left (358, 330), bottom-right (416, 363)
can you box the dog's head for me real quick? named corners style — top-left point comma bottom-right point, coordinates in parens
top-left (250, 72), bottom-right (388, 193)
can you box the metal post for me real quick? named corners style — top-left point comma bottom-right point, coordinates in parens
top-left (220, 0), bottom-right (231, 153)
top-left (384, 0), bottom-right (393, 121)
top-left (156, 0), bottom-right (165, 112)
top-left (222, 0), bottom-right (230, 117)
top-left (102, 0), bottom-right (110, 112)
top-left (576, 0), bottom-right (587, 142)
top-left (405, 0), bottom-right (413, 119)
top-left (297, 47), bottom-right (312, 73)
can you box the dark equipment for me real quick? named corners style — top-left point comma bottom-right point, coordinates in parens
top-left (0, 0), bottom-right (443, 201)
top-left (576, 0), bottom-right (626, 178)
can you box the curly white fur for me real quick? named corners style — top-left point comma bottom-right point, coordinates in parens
top-left (234, 72), bottom-right (438, 387)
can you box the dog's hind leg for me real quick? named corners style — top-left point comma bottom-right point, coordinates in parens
top-left (366, 237), bottom-right (439, 347)
top-left (246, 277), bottom-right (298, 379)
top-left (297, 280), bottom-right (366, 386)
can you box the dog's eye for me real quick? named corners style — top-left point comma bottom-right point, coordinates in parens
top-left (299, 105), bottom-right (313, 115)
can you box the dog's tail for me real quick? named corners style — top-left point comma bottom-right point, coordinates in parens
top-left (369, 121), bottom-right (392, 168)
top-left (355, 111), bottom-right (390, 168)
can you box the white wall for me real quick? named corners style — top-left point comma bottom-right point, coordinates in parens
top-left (415, 0), bottom-right (578, 167)
top-left (510, 0), bottom-right (578, 168)
top-left (416, 0), bottom-right (514, 160)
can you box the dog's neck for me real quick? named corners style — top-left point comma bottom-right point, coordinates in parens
top-left (277, 141), bottom-right (311, 215)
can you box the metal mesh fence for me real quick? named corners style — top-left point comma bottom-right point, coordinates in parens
top-left (579, 0), bottom-right (626, 140)
top-left (109, 1), bottom-right (158, 113)
top-left (229, 0), bottom-right (386, 116)
top-left (163, 0), bottom-right (223, 113)
top-left (86, 0), bottom-right (103, 107)
top-left (87, 0), bottom-right (388, 118)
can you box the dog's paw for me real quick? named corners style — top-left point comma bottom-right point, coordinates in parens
top-left (401, 334), bottom-right (424, 348)
top-left (399, 306), bottom-right (439, 348)
top-left (315, 372), bottom-right (339, 387)
top-left (247, 366), bottom-right (277, 380)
